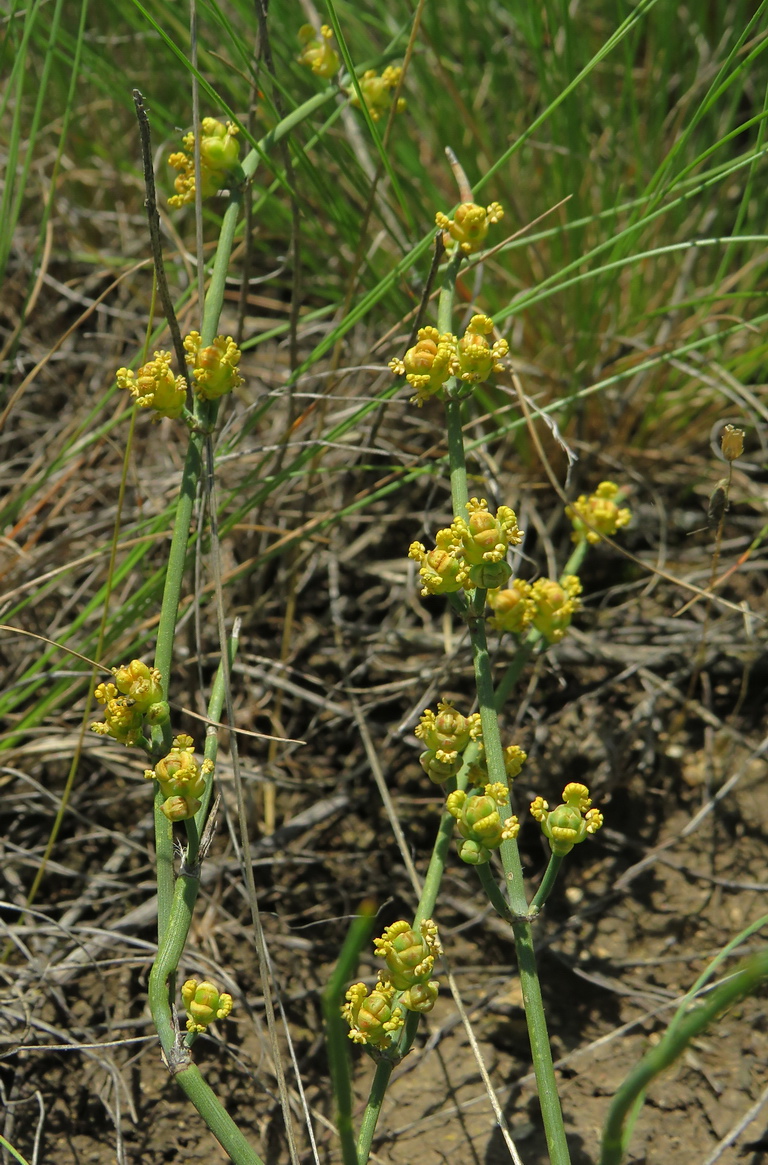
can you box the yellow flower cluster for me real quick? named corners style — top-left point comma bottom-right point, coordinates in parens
top-left (390, 315), bottom-right (508, 406)
top-left (414, 700), bottom-right (526, 792)
top-left (349, 66), bottom-right (406, 121)
top-left (116, 334), bottom-right (243, 419)
top-left (343, 920), bottom-right (441, 1050)
top-left (530, 576), bottom-right (582, 642)
top-left (566, 481), bottom-right (631, 544)
top-left (168, 117), bottom-right (241, 208)
top-left (116, 351), bottom-right (187, 420)
top-left (530, 783), bottom-right (604, 856)
top-left (144, 734), bottom-right (214, 822)
top-left (447, 783), bottom-right (520, 865)
top-left (297, 24), bottom-right (339, 78)
top-left (409, 497), bottom-right (522, 595)
top-left (183, 331), bottom-right (243, 401)
top-left (436, 200), bottom-right (504, 255)
top-left (92, 660), bottom-right (169, 747)
top-left (487, 579), bottom-right (536, 635)
top-left (92, 664), bottom-right (213, 823)
top-left (488, 575), bottom-right (582, 643)
top-left (465, 739), bottom-right (527, 787)
top-left (181, 979), bottom-right (233, 1034)
top-left (415, 701), bottom-right (481, 783)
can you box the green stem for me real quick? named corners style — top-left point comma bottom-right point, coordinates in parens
top-left (150, 425), bottom-right (205, 942)
top-left (148, 867), bottom-right (199, 1054)
top-left (530, 854), bottom-right (565, 914)
top-left (412, 801), bottom-right (462, 928)
top-left (445, 399), bottom-right (469, 516)
top-left (172, 1064), bottom-right (264, 1165)
top-left (150, 168), bottom-right (245, 940)
top-left (240, 89), bottom-right (339, 183)
top-left (354, 1010), bottom-right (421, 1164)
top-left (147, 636), bottom-right (261, 1163)
top-left (469, 608), bottom-right (570, 1165)
top-left (512, 917), bottom-right (569, 1163)
top-left (201, 189), bottom-right (242, 347)
top-left (353, 748), bottom-right (479, 1164)
top-left (468, 616), bottom-right (528, 907)
top-left (187, 623), bottom-right (240, 868)
top-left (475, 863), bottom-right (517, 923)
top-left (493, 638), bottom-right (534, 713)
top-left (148, 639), bottom-right (237, 1028)
top-left (356, 1058), bottom-right (394, 1165)
top-left (438, 249), bottom-right (469, 519)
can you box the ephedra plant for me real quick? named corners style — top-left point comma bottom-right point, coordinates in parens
top-left (83, 78), bottom-right (766, 1159)
top-left (92, 112), bottom-right (622, 1158)
top-left (7, 5), bottom-right (768, 1164)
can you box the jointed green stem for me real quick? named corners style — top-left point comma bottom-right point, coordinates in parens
top-left (147, 636), bottom-right (263, 1164)
top-left (469, 611), bottom-right (570, 1165)
top-left (173, 1064), bottom-right (265, 1165)
top-left (148, 866), bottom-right (199, 1054)
top-left (445, 399), bottom-right (469, 516)
top-left (441, 393), bottom-right (570, 1163)
top-left (436, 247), bottom-right (468, 519)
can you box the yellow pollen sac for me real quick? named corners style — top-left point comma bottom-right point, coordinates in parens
top-left (181, 979), bottom-right (233, 1034)
top-left (349, 67), bottom-right (407, 121)
top-left (435, 201), bottom-right (504, 255)
top-left (116, 352), bottom-right (187, 421)
top-left (183, 332), bottom-right (244, 401)
top-left (168, 118), bottom-right (241, 208)
top-left (566, 481), bottom-right (631, 544)
top-left (297, 24), bottom-right (339, 78)
top-left (530, 783), bottom-right (604, 856)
